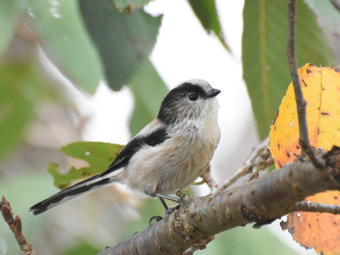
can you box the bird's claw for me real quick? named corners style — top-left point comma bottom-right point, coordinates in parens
top-left (149, 204), bottom-right (181, 225)
top-left (149, 215), bottom-right (164, 225)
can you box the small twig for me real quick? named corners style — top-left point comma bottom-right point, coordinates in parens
top-left (293, 201), bottom-right (340, 214)
top-left (215, 137), bottom-right (273, 193)
top-left (286, 0), bottom-right (323, 169)
top-left (249, 157), bottom-right (274, 181)
top-left (200, 165), bottom-right (217, 191)
top-left (0, 195), bottom-right (37, 255)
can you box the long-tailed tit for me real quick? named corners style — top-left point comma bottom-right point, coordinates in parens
top-left (30, 79), bottom-right (221, 215)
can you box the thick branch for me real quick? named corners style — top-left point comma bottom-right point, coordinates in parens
top-left (286, 0), bottom-right (323, 168)
top-left (0, 196), bottom-right (37, 255)
top-left (99, 147), bottom-right (340, 255)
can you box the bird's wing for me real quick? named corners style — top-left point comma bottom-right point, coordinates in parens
top-left (29, 119), bottom-right (170, 215)
top-left (100, 119), bottom-right (170, 176)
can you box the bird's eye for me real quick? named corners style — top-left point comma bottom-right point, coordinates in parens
top-left (188, 93), bottom-right (198, 101)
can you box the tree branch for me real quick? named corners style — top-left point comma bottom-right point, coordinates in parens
top-left (0, 195), bottom-right (37, 255)
top-left (99, 146), bottom-right (340, 255)
top-left (286, 0), bottom-right (323, 168)
top-left (293, 201), bottom-right (340, 214)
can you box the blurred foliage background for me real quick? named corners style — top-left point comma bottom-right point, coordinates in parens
top-left (0, 0), bottom-right (339, 254)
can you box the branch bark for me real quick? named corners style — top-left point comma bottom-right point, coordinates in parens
top-left (99, 146), bottom-right (340, 255)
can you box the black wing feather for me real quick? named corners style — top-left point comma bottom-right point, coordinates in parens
top-left (100, 126), bottom-right (170, 176)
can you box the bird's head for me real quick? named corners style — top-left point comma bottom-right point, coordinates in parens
top-left (157, 79), bottom-right (221, 125)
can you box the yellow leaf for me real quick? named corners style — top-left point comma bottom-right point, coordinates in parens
top-left (269, 63), bottom-right (340, 254)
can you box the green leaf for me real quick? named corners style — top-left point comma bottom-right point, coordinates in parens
top-left (79, 0), bottom-right (162, 91)
top-left (48, 141), bottom-right (124, 189)
top-left (27, 0), bottom-right (104, 94)
top-left (0, 0), bottom-right (21, 55)
top-left (129, 60), bottom-right (169, 136)
top-left (188, 0), bottom-right (230, 52)
top-left (113, 0), bottom-right (152, 11)
top-left (242, 0), bottom-right (334, 139)
top-left (0, 63), bottom-right (51, 161)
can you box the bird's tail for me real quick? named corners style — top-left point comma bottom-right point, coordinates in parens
top-left (30, 174), bottom-right (114, 215)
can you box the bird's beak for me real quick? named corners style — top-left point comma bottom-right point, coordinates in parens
top-left (207, 88), bottom-right (221, 98)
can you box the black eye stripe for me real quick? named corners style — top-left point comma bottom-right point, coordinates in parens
top-left (160, 83), bottom-right (206, 106)
top-left (176, 83), bottom-right (206, 96)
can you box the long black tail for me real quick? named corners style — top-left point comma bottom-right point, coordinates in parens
top-left (30, 174), bottom-right (113, 215)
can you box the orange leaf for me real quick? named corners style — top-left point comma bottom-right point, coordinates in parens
top-left (283, 191), bottom-right (340, 255)
top-left (269, 63), bottom-right (340, 254)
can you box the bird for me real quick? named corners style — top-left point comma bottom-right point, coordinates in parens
top-left (30, 79), bottom-right (221, 215)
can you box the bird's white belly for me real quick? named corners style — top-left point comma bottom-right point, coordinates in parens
top-left (120, 128), bottom-right (219, 196)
